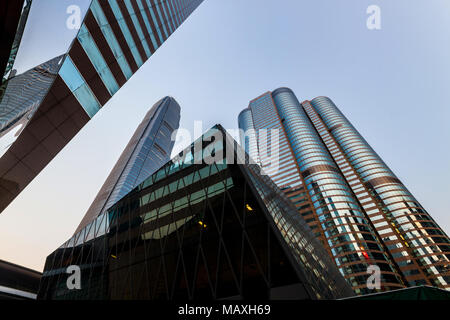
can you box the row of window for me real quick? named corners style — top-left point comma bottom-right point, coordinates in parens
top-left (59, 0), bottom-right (191, 117)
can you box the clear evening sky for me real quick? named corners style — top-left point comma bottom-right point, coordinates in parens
top-left (1, 0), bottom-right (449, 271)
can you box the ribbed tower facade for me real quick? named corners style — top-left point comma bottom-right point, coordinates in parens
top-left (75, 96), bottom-right (180, 233)
top-left (303, 96), bottom-right (450, 289)
top-left (239, 87), bottom-right (450, 294)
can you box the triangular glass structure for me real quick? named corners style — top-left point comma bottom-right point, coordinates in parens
top-left (38, 125), bottom-right (354, 300)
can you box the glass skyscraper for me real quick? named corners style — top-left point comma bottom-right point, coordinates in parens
top-left (0, 0), bottom-right (204, 214)
top-left (38, 125), bottom-right (354, 300)
top-left (303, 96), bottom-right (450, 290)
top-left (75, 96), bottom-right (180, 234)
top-left (238, 87), bottom-right (450, 294)
top-left (0, 55), bottom-right (63, 138)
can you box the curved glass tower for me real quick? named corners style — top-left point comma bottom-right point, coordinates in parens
top-left (237, 108), bottom-right (260, 165)
top-left (305, 96), bottom-right (450, 289)
top-left (75, 96), bottom-right (180, 233)
top-left (239, 88), bottom-right (450, 293)
top-left (238, 88), bottom-right (405, 294)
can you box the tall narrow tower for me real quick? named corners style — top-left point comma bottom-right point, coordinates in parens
top-left (75, 96), bottom-right (180, 233)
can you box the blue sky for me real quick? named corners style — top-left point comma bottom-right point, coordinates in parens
top-left (1, 0), bottom-right (449, 271)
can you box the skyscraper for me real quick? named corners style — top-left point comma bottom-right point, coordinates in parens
top-left (75, 96), bottom-right (180, 233)
top-left (303, 96), bottom-right (450, 289)
top-left (238, 88), bottom-right (450, 293)
top-left (38, 125), bottom-right (354, 300)
top-left (0, 55), bottom-right (63, 138)
top-left (0, 0), bottom-right (204, 213)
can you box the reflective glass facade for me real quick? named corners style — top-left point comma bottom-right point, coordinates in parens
top-left (38, 125), bottom-right (354, 300)
top-left (0, 55), bottom-right (63, 139)
top-left (238, 93), bottom-right (311, 239)
top-left (75, 96), bottom-right (180, 234)
top-left (0, 0), bottom-right (204, 213)
top-left (239, 88), bottom-right (405, 294)
top-left (305, 96), bottom-right (450, 290)
top-left (237, 108), bottom-right (260, 165)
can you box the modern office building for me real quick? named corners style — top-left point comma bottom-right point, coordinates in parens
top-left (0, 259), bottom-right (41, 300)
top-left (38, 125), bottom-right (354, 300)
top-left (75, 96), bottom-right (180, 233)
top-left (0, 0), bottom-right (205, 213)
top-left (238, 88), bottom-right (450, 293)
top-left (0, 55), bottom-right (64, 137)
